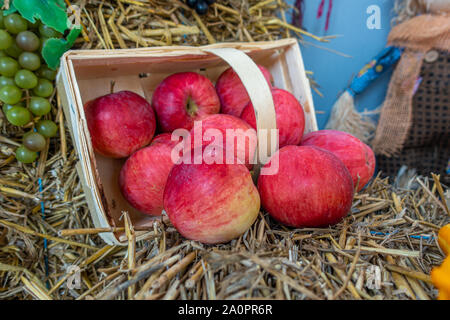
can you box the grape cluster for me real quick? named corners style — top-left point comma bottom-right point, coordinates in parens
top-left (186, 0), bottom-right (215, 15)
top-left (0, 11), bottom-right (60, 163)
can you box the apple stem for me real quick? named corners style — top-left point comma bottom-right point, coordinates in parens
top-left (186, 97), bottom-right (198, 116)
top-left (110, 81), bottom-right (116, 94)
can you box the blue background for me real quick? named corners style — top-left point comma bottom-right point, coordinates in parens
top-left (287, 0), bottom-right (396, 129)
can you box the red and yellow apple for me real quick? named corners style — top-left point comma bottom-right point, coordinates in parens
top-left (84, 90), bottom-right (156, 158)
top-left (301, 130), bottom-right (376, 191)
top-left (240, 88), bottom-right (305, 148)
top-left (258, 146), bottom-right (354, 228)
top-left (215, 65), bottom-right (273, 117)
top-left (151, 72), bottom-right (220, 132)
top-left (119, 133), bottom-right (180, 216)
top-left (163, 147), bottom-right (260, 244)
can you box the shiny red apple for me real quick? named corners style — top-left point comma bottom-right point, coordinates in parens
top-left (301, 130), bottom-right (376, 191)
top-left (151, 72), bottom-right (220, 132)
top-left (84, 90), bottom-right (156, 158)
top-left (163, 147), bottom-right (260, 244)
top-left (119, 133), bottom-right (180, 216)
top-left (187, 114), bottom-right (257, 169)
top-left (215, 65), bottom-right (273, 117)
top-left (258, 146), bottom-right (354, 228)
top-left (240, 88), bottom-right (306, 148)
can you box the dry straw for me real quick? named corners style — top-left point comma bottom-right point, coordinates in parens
top-left (0, 0), bottom-right (449, 300)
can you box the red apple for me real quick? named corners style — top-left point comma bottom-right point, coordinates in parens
top-left (163, 147), bottom-right (260, 244)
top-left (119, 133), bottom-right (180, 216)
top-left (240, 88), bottom-right (305, 148)
top-left (84, 90), bottom-right (156, 158)
top-left (301, 130), bottom-right (376, 191)
top-left (187, 114), bottom-right (257, 169)
top-left (215, 65), bottom-right (273, 117)
top-left (151, 72), bottom-right (220, 132)
top-left (258, 146), bottom-right (354, 228)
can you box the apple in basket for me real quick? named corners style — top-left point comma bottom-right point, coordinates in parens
top-left (258, 146), bottom-right (354, 228)
top-left (119, 133), bottom-right (181, 216)
top-left (186, 114), bottom-right (257, 170)
top-left (301, 130), bottom-right (376, 191)
top-left (215, 65), bottom-right (273, 117)
top-left (84, 91), bottom-right (156, 158)
top-left (163, 146), bottom-right (260, 244)
top-left (151, 72), bottom-right (220, 132)
top-left (240, 88), bottom-right (306, 148)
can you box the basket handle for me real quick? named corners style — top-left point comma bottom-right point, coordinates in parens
top-left (203, 47), bottom-right (278, 177)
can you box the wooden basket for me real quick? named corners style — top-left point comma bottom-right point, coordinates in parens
top-left (56, 38), bottom-right (318, 245)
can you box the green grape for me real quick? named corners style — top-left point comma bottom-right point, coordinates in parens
top-left (0, 30), bottom-right (13, 50)
top-left (23, 131), bottom-right (46, 151)
top-left (2, 101), bottom-right (23, 114)
top-left (0, 76), bottom-right (15, 88)
top-left (0, 56), bottom-right (19, 77)
top-left (14, 69), bottom-right (38, 89)
top-left (35, 65), bottom-right (56, 81)
top-left (4, 14), bottom-right (28, 34)
top-left (16, 31), bottom-right (40, 52)
top-left (5, 105), bottom-right (31, 126)
top-left (4, 41), bottom-right (23, 58)
top-left (0, 51), bottom-right (6, 57)
top-left (0, 10), bottom-right (4, 29)
top-left (29, 96), bottom-right (51, 116)
top-left (0, 85), bottom-right (22, 104)
top-left (36, 119), bottom-right (58, 138)
top-left (32, 78), bottom-right (53, 97)
top-left (39, 24), bottom-right (62, 38)
top-left (15, 145), bottom-right (38, 163)
top-left (18, 52), bottom-right (41, 71)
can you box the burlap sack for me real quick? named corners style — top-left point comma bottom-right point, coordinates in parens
top-left (372, 14), bottom-right (450, 182)
top-left (376, 50), bottom-right (449, 183)
top-left (372, 14), bottom-right (450, 156)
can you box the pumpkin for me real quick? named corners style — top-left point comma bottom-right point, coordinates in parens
top-left (431, 256), bottom-right (450, 300)
top-left (432, 224), bottom-right (450, 300)
top-left (438, 224), bottom-right (450, 256)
